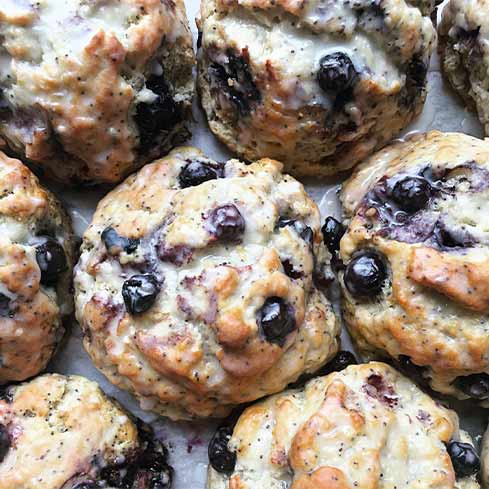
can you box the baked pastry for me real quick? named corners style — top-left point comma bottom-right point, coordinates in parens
top-left (339, 131), bottom-right (489, 402)
top-left (0, 0), bottom-right (194, 184)
top-left (0, 373), bottom-right (173, 489)
top-left (74, 146), bottom-right (340, 420)
top-left (207, 362), bottom-right (480, 489)
top-left (439, 0), bottom-right (489, 136)
top-left (197, 0), bottom-right (436, 178)
top-left (0, 151), bottom-right (74, 384)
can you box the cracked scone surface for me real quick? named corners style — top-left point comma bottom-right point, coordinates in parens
top-left (207, 362), bottom-right (479, 489)
top-left (339, 131), bottom-right (489, 402)
top-left (74, 146), bottom-right (339, 420)
top-left (439, 0), bottom-right (489, 136)
top-left (197, 0), bottom-right (436, 177)
top-left (0, 151), bottom-right (74, 384)
top-left (0, 0), bottom-right (194, 184)
top-left (0, 374), bottom-right (173, 489)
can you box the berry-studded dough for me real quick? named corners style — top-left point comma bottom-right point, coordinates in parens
top-left (339, 131), bottom-right (489, 402)
top-left (197, 0), bottom-right (436, 177)
top-left (0, 374), bottom-right (173, 489)
top-left (0, 151), bottom-right (74, 384)
top-left (207, 362), bottom-right (480, 489)
top-left (74, 146), bottom-right (339, 420)
top-left (439, 0), bottom-right (489, 136)
top-left (0, 0), bottom-right (194, 184)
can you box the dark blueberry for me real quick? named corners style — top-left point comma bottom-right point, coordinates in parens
top-left (257, 297), bottom-right (296, 346)
top-left (458, 26), bottom-right (480, 41)
top-left (101, 227), bottom-right (139, 255)
top-left (122, 274), bottom-right (160, 315)
top-left (401, 57), bottom-right (428, 107)
top-left (0, 293), bottom-right (10, 318)
top-left (435, 223), bottom-right (475, 249)
top-left (207, 204), bottom-right (245, 243)
top-left (0, 89), bottom-right (10, 117)
top-left (344, 251), bottom-right (387, 297)
top-left (135, 75), bottom-right (182, 150)
top-left (277, 217), bottom-right (314, 248)
top-left (397, 355), bottom-right (427, 384)
top-left (208, 425), bottom-right (237, 474)
top-left (0, 424), bottom-right (10, 463)
top-left (454, 373), bottom-right (489, 400)
top-left (0, 386), bottom-right (13, 403)
top-left (209, 53), bottom-right (260, 115)
top-left (318, 350), bottom-right (357, 376)
top-left (197, 30), bottom-right (203, 49)
top-left (35, 237), bottom-right (68, 285)
top-left (390, 176), bottom-right (432, 212)
top-left (281, 259), bottom-right (303, 279)
top-left (446, 441), bottom-right (480, 477)
top-left (321, 216), bottom-right (345, 254)
top-left (179, 160), bottom-right (223, 188)
top-left (317, 52), bottom-right (357, 94)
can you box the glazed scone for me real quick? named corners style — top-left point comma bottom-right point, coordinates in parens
top-left (207, 362), bottom-right (480, 489)
top-left (197, 0), bottom-right (436, 177)
top-left (0, 374), bottom-right (173, 489)
top-left (0, 0), bottom-right (194, 184)
top-left (439, 0), bottom-right (489, 136)
top-left (0, 151), bottom-right (74, 383)
top-left (74, 146), bottom-right (340, 420)
top-left (339, 131), bottom-right (489, 402)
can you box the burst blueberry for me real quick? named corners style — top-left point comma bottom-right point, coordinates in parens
top-left (101, 227), bottom-right (139, 255)
top-left (321, 216), bottom-right (345, 254)
top-left (207, 204), bottom-right (245, 242)
top-left (179, 160), bottom-right (223, 188)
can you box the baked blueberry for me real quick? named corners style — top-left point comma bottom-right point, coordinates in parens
top-left (0, 293), bottom-right (10, 318)
top-left (317, 52), bottom-right (357, 94)
top-left (101, 227), bottom-right (139, 255)
top-left (208, 425), bottom-right (237, 474)
top-left (122, 274), bottom-right (161, 315)
top-left (35, 236), bottom-right (68, 285)
top-left (344, 251), bottom-right (387, 297)
top-left (0, 424), bottom-right (10, 463)
top-left (390, 176), bottom-right (432, 212)
top-left (135, 75), bottom-right (183, 151)
top-left (281, 259), bottom-right (303, 279)
top-left (258, 297), bottom-right (296, 346)
top-left (320, 350), bottom-right (358, 375)
top-left (454, 373), bottom-right (489, 400)
top-left (179, 160), bottom-right (223, 188)
top-left (447, 441), bottom-right (480, 477)
top-left (435, 223), bottom-right (475, 249)
top-left (277, 218), bottom-right (314, 248)
top-left (207, 204), bottom-right (245, 242)
top-left (321, 216), bottom-right (345, 254)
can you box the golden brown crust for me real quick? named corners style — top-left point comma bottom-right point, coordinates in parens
top-left (207, 363), bottom-right (478, 489)
top-left (340, 131), bottom-right (489, 401)
top-left (0, 151), bottom-right (74, 383)
top-left (0, 0), bottom-right (194, 184)
top-left (74, 146), bottom-right (339, 419)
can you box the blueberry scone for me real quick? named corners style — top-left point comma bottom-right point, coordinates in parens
top-left (0, 0), bottom-right (194, 184)
top-left (207, 362), bottom-right (480, 489)
top-left (439, 0), bottom-right (489, 136)
top-left (197, 0), bottom-right (436, 177)
top-left (74, 146), bottom-right (339, 420)
top-left (338, 131), bottom-right (489, 402)
top-left (0, 151), bottom-right (74, 384)
top-left (0, 374), bottom-right (173, 489)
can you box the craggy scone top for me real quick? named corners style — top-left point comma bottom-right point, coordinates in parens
top-left (340, 131), bottom-right (489, 401)
top-left (198, 0), bottom-right (436, 176)
top-left (0, 151), bottom-right (74, 383)
top-left (74, 147), bottom-right (339, 420)
top-left (207, 362), bottom-right (479, 489)
top-left (0, 374), bottom-right (173, 489)
top-left (439, 0), bottom-right (489, 135)
top-left (0, 0), bottom-right (194, 184)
